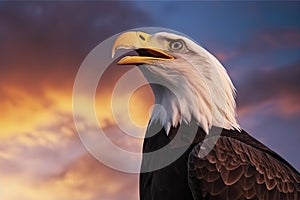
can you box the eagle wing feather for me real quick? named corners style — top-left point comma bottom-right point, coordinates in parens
top-left (188, 135), bottom-right (300, 200)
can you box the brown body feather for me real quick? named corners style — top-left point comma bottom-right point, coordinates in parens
top-left (188, 129), bottom-right (300, 200)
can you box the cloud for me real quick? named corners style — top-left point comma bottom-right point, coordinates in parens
top-left (0, 111), bottom-right (141, 200)
top-left (0, 2), bottom-right (153, 200)
top-left (239, 27), bottom-right (300, 53)
top-left (0, 1), bottom-right (152, 90)
top-left (237, 61), bottom-right (300, 117)
top-left (48, 153), bottom-right (139, 200)
top-left (234, 60), bottom-right (300, 171)
top-left (0, 85), bottom-right (72, 135)
top-left (207, 27), bottom-right (300, 72)
top-left (0, 113), bottom-right (80, 176)
top-left (0, 1), bottom-right (154, 134)
top-left (1, 155), bottom-right (139, 200)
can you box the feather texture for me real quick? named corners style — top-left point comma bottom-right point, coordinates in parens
top-left (139, 32), bottom-right (240, 134)
top-left (188, 131), bottom-right (300, 200)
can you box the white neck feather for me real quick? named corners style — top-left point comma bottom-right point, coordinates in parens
top-left (139, 37), bottom-right (240, 135)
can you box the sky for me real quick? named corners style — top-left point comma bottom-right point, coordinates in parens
top-left (0, 1), bottom-right (300, 200)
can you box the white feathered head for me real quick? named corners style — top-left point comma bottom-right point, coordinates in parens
top-left (112, 31), bottom-right (240, 134)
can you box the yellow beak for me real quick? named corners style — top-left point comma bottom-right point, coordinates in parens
top-left (112, 31), bottom-right (174, 65)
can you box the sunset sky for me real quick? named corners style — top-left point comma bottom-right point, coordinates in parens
top-left (1, 2), bottom-right (300, 200)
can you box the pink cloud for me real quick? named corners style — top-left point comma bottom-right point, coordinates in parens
top-left (237, 61), bottom-right (300, 117)
top-left (0, 111), bottom-right (142, 200)
top-left (239, 27), bottom-right (300, 53)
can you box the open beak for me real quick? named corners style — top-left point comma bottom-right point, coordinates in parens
top-left (112, 31), bottom-right (174, 65)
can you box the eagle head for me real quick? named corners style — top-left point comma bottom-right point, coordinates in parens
top-left (112, 31), bottom-right (240, 134)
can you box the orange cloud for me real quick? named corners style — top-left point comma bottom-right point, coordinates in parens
top-left (0, 83), bottom-right (73, 136)
top-left (0, 2), bottom-right (156, 199)
top-left (0, 65), bottom-right (150, 200)
top-left (0, 102), bottom-right (141, 200)
top-left (1, 153), bottom-right (139, 200)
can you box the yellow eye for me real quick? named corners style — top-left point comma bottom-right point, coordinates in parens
top-left (169, 40), bottom-right (184, 51)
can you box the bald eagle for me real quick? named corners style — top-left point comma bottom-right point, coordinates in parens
top-left (112, 31), bottom-right (300, 200)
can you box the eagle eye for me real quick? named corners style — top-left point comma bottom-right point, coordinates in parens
top-left (169, 40), bottom-right (184, 51)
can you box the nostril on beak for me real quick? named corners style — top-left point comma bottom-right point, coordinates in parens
top-left (139, 34), bottom-right (146, 41)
